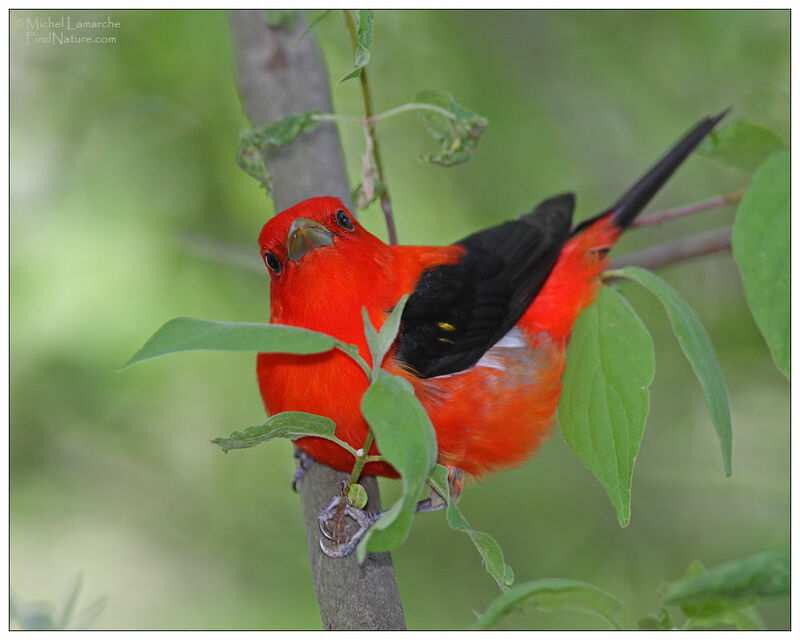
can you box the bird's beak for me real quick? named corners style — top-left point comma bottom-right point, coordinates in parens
top-left (287, 218), bottom-right (334, 262)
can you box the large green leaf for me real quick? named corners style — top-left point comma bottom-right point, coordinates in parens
top-left (123, 318), bottom-right (337, 368)
top-left (356, 370), bottom-right (437, 559)
top-left (559, 286), bottom-right (655, 527)
top-left (211, 411), bottom-right (355, 455)
top-left (415, 90), bottom-right (488, 167)
top-left (607, 267), bottom-right (732, 476)
top-left (665, 551), bottom-right (789, 608)
top-left (732, 150), bottom-right (790, 378)
top-left (339, 10), bottom-right (374, 84)
top-left (475, 578), bottom-right (623, 630)
top-left (428, 464), bottom-right (513, 592)
top-left (698, 121), bottom-right (786, 171)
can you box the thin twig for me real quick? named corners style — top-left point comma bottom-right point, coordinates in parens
top-left (610, 228), bottom-right (732, 271)
top-left (182, 221), bottom-right (735, 277)
top-left (632, 190), bottom-right (744, 227)
top-left (369, 102), bottom-right (457, 123)
top-left (343, 10), bottom-right (398, 245)
top-left (311, 112), bottom-right (363, 125)
top-left (180, 232), bottom-right (262, 274)
top-left (311, 103), bottom-right (458, 127)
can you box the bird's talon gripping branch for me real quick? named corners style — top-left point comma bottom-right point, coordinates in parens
top-left (318, 494), bottom-right (381, 558)
top-left (317, 466), bottom-right (466, 558)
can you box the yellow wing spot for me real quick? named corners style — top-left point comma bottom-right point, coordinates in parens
top-left (437, 337), bottom-right (455, 344)
top-left (437, 322), bottom-right (456, 331)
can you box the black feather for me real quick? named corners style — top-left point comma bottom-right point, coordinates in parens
top-left (395, 112), bottom-right (726, 380)
top-left (395, 194), bottom-right (574, 379)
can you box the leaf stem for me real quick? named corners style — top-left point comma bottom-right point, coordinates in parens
top-left (370, 102), bottom-right (458, 123)
top-left (342, 9), bottom-right (398, 245)
top-left (310, 112), bottom-right (364, 125)
top-left (311, 103), bottom-right (458, 127)
top-left (348, 430), bottom-right (375, 486)
top-left (632, 190), bottom-right (744, 228)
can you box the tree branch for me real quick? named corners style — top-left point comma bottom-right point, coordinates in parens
top-left (610, 228), bottom-right (732, 271)
top-left (631, 190), bottom-right (743, 227)
top-left (228, 10), bottom-right (406, 630)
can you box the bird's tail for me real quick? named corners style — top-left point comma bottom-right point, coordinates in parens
top-left (572, 109), bottom-right (729, 236)
top-left (523, 111), bottom-right (727, 341)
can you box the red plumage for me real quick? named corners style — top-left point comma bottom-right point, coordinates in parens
top-left (255, 114), bottom-right (724, 479)
top-left (257, 199), bottom-right (616, 477)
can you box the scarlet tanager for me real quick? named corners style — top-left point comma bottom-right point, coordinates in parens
top-left (256, 113), bottom-right (724, 480)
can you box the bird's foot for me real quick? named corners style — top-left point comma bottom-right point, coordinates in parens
top-left (292, 447), bottom-right (314, 492)
top-left (415, 465), bottom-right (464, 513)
top-left (318, 484), bottom-right (381, 558)
top-left (317, 467), bottom-right (465, 558)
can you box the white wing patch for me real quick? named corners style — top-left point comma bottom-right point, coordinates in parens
top-left (434, 327), bottom-right (527, 378)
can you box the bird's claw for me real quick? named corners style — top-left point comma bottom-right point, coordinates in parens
top-left (292, 447), bottom-right (314, 492)
top-left (416, 465), bottom-right (464, 512)
top-left (318, 491), bottom-right (381, 558)
top-left (316, 467), bottom-right (465, 558)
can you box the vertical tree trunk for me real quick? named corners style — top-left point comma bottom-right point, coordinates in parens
top-left (228, 10), bottom-right (406, 631)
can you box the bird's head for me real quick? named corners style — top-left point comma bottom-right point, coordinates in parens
top-left (258, 197), bottom-right (388, 301)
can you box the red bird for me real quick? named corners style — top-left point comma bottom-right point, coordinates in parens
top-left (256, 114), bottom-right (724, 479)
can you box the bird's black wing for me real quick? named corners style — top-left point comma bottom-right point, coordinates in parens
top-left (395, 194), bottom-right (574, 379)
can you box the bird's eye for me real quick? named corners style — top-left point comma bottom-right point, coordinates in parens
top-left (335, 209), bottom-right (354, 231)
top-left (263, 251), bottom-right (282, 274)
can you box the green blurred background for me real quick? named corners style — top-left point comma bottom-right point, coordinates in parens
top-left (10, 9), bottom-right (789, 630)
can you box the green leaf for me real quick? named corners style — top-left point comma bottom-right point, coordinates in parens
top-left (415, 90), bottom-right (488, 167)
top-left (356, 370), bottom-right (437, 559)
top-left (362, 294), bottom-right (409, 374)
top-left (428, 464), bottom-right (513, 592)
top-left (559, 286), bottom-right (655, 527)
top-left (212, 411), bottom-right (355, 455)
top-left (264, 9), bottom-right (300, 30)
top-left (237, 112), bottom-right (321, 194)
top-left (638, 607), bottom-right (675, 630)
top-left (607, 267), bottom-right (732, 476)
top-left (123, 318), bottom-right (337, 368)
top-left (475, 578), bottom-right (623, 630)
top-left (346, 483), bottom-right (368, 509)
top-left (698, 121), bottom-right (786, 171)
top-left (732, 150), bottom-right (790, 378)
top-left (669, 559), bottom-right (767, 630)
top-left (665, 551), bottom-right (789, 608)
top-left (339, 10), bottom-right (374, 84)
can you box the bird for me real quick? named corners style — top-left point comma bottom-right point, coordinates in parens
top-left (256, 113), bottom-right (725, 481)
